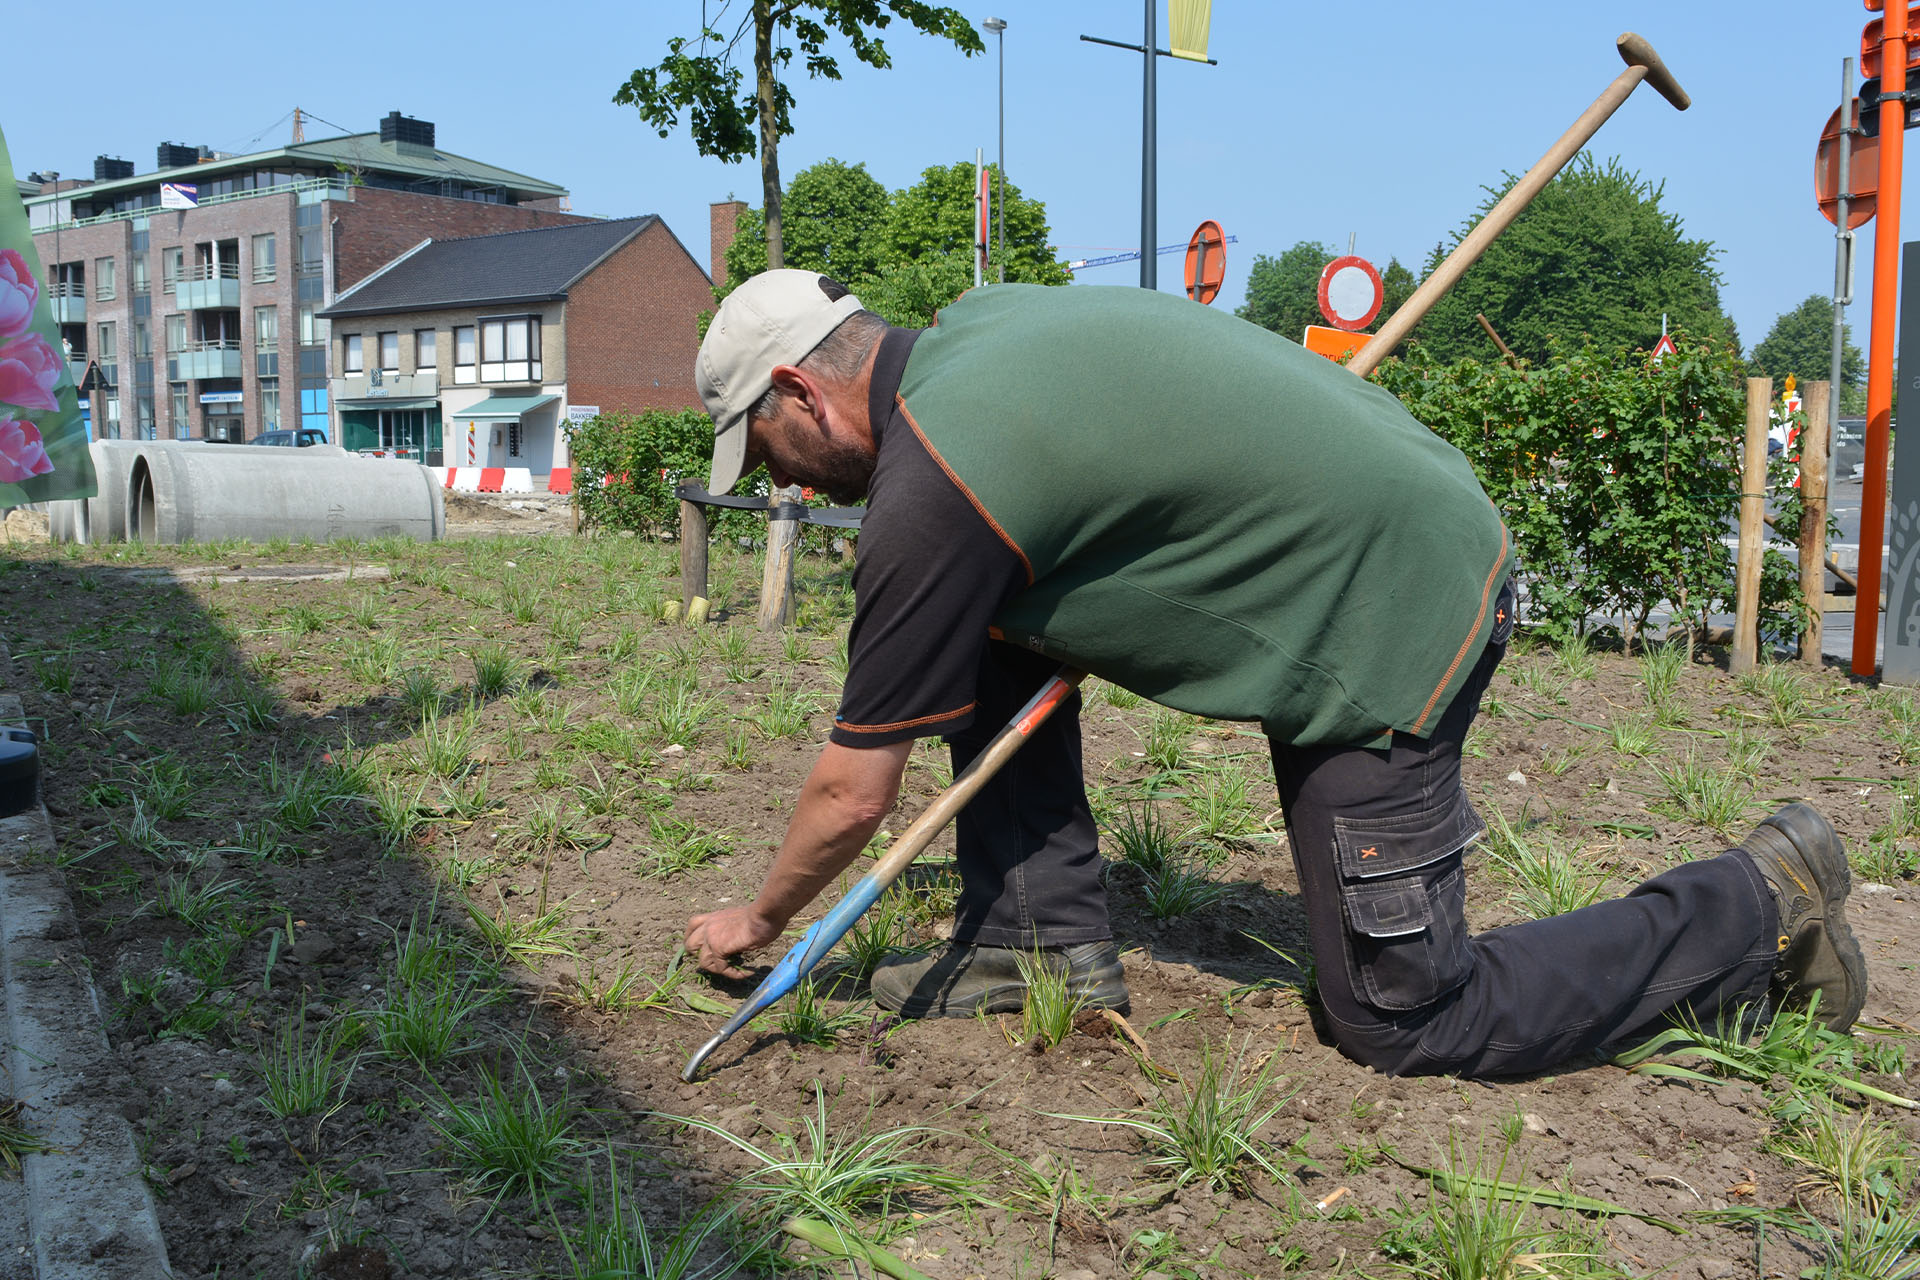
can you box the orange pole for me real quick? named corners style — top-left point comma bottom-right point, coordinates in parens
top-left (1856, 4), bottom-right (1908, 675)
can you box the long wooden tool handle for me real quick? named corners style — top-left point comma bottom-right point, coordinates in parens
top-left (866, 669), bottom-right (1085, 885)
top-left (680, 667), bottom-right (1085, 1080)
top-left (1348, 33), bottom-right (1690, 378)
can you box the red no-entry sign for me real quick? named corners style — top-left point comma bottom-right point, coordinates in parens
top-left (1317, 255), bottom-right (1384, 331)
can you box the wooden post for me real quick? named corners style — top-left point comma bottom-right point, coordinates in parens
top-left (1731, 377), bottom-right (1772, 675)
top-left (678, 498), bottom-right (709, 619)
top-left (1798, 381), bottom-right (1831, 667)
top-left (757, 484), bottom-right (801, 630)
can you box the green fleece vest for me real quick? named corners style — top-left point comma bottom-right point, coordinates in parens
top-left (895, 285), bottom-right (1513, 748)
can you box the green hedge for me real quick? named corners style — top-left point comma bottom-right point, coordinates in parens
top-left (1373, 338), bottom-right (1804, 648)
top-left (563, 409), bottom-right (834, 548)
top-left (569, 346), bottom-right (1806, 651)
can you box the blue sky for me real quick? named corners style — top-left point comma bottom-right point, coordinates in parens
top-left (5, 2), bottom-right (1906, 355)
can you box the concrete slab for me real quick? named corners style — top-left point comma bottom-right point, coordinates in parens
top-left (0, 694), bottom-right (172, 1279)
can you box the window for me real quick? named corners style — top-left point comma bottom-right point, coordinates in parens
top-left (136, 394), bottom-right (156, 441)
top-left (295, 203), bottom-right (322, 274)
top-left (259, 377), bottom-right (280, 431)
top-left (378, 331), bottom-right (399, 372)
top-left (96, 322), bottom-right (117, 363)
top-left (343, 334), bottom-right (363, 374)
top-left (95, 257), bottom-right (116, 301)
top-left (414, 329), bottom-right (436, 371)
top-left (254, 306), bottom-right (278, 351)
top-left (453, 326), bottom-right (476, 384)
top-left (478, 316), bottom-right (540, 383)
top-left (129, 253), bottom-right (149, 296)
top-left (298, 306), bottom-right (318, 346)
top-left (170, 384), bottom-right (189, 440)
top-left (161, 247), bottom-right (183, 293)
top-left (251, 234), bottom-right (276, 283)
top-left (164, 314), bottom-right (186, 354)
top-left (131, 321), bottom-right (152, 359)
top-left (104, 393), bottom-right (121, 439)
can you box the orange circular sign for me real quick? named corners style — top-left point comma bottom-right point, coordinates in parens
top-left (1184, 220), bottom-right (1226, 305)
top-left (1816, 101), bottom-right (1878, 228)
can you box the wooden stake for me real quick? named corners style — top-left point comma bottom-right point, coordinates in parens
top-left (1731, 378), bottom-right (1771, 675)
top-left (1476, 313), bottom-right (1519, 366)
top-left (757, 484), bottom-right (801, 631)
top-left (1799, 382), bottom-right (1831, 667)
top-left (678, 498), bottom-right (709, 618)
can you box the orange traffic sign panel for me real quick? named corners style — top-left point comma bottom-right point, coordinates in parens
top-left (1816, 101), bottom-right (1879, 227)
top-left (1862, 7), bottom-right (1920, 78)
top-left (1303, 325), bottom-right (1372, 363)
top-left (1184, 219), bottom-right (1226, 305)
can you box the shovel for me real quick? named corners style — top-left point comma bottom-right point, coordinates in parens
top-left (682, 667), bottom-right (1084, 1080)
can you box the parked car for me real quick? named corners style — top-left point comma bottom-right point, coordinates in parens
top-left (249, 429), bottom-right (329, 448)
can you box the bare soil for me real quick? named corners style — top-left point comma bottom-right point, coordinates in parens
top-left (0, 514), bottom-right (1915, 1280)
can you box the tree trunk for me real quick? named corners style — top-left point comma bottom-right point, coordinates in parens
top-left (754, 0), bottom-right (783, 270)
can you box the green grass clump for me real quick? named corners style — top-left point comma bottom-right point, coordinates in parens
top-left (432, 1065), bottom-right (585, 1209)
top-left (1061, 1036), bottom-right (1300, 1193)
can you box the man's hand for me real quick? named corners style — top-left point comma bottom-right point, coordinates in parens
top-left (685, 904), bottom-right (784, 980)
top-left (683, 740), bottom-right (912, 981)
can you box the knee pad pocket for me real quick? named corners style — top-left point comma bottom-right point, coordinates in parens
top-left (1332, 789), bottom-right (1481, 1012)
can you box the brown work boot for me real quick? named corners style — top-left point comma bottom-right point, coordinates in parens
top-left (1734, 804), bottom-right (1867, 1032)
top-left (869, 940), bottom-right (1128, 1018)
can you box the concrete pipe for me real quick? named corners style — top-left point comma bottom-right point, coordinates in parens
top-left (47, 440), bottom-right (208, 545)
top-left (125, 445), bottom-right (446, 544)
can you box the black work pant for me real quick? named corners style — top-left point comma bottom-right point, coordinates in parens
top-left (946, 613), bottom-right (1780, 1078)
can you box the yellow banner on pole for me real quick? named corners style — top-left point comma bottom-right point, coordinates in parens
top-left (1169, 0), bottom-right (1211, 61)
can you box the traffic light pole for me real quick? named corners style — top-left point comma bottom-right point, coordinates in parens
top-left (1857, 5), bottom-right (1909, 677)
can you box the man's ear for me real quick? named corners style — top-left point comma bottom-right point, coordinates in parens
top-left (769, 364), bottom-right (827, 425)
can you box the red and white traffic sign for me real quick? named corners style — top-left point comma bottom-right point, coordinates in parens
top-left (1317, 255), bottom-right (1384, 331)
top-left (1650, 333), bottom-right (1678, 360)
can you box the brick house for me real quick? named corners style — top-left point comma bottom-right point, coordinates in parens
top-left (25, 112), bottom-right (588, 445)
top-left (317, 214), bottom-right (716, 472)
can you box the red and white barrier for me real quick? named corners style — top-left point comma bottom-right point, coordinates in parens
top-left (547, 468), bottom-right (573, 494)
top-left (500, 468), bottom-right (533, 493)
top-left (442, 467), bottom-right (482, 492)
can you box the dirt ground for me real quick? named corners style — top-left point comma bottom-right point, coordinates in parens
top-left (0, 511), bottom-right (1915, 1279)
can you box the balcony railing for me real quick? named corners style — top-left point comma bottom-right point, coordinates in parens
top-left (33, 177), bottom-right (354, 233)
top-left (178, 340), bottom-right (242, 380)
top-left (48, 282), bottom-right (85, 324)
top-left (177, 265), bottom-right (242, 311)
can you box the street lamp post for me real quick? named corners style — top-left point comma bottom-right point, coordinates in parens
top-left (984, 16), bottom-right (1007, 282)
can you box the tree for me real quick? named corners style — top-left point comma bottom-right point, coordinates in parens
top-left (614, 2), bottom-right (981, 270)
top-left (1750, 294), bottom-right (1865, 412)
top-left (1236, 241), bottom-right (1335, 342)
top-left (719, 158), bottom-right (893, 283)
top-left (1408, 154), bottom-right (1738, 365)
top-left (720, 158), bottom-right (1073, 327)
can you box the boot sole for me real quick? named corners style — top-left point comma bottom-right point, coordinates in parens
top-left (1758, 805), bottom-right (1867, 1031)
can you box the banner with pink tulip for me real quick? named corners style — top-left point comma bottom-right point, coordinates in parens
top-left (0, 125), bottom-right (96, 507)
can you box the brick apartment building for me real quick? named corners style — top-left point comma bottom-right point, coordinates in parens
top-left (318, 212), bottom-right (724, 471)
top-left (25, 112), bottom-right (590, 445)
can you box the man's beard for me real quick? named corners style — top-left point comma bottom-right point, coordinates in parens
top-left (792, 433), bottom-right (876, 505)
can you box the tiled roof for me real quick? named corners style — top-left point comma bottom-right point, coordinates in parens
top-left (320, 217), bottom-right (656, 318)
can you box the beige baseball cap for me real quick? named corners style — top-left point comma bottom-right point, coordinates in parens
top-left (696, 270), bottom-right (865, 494)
